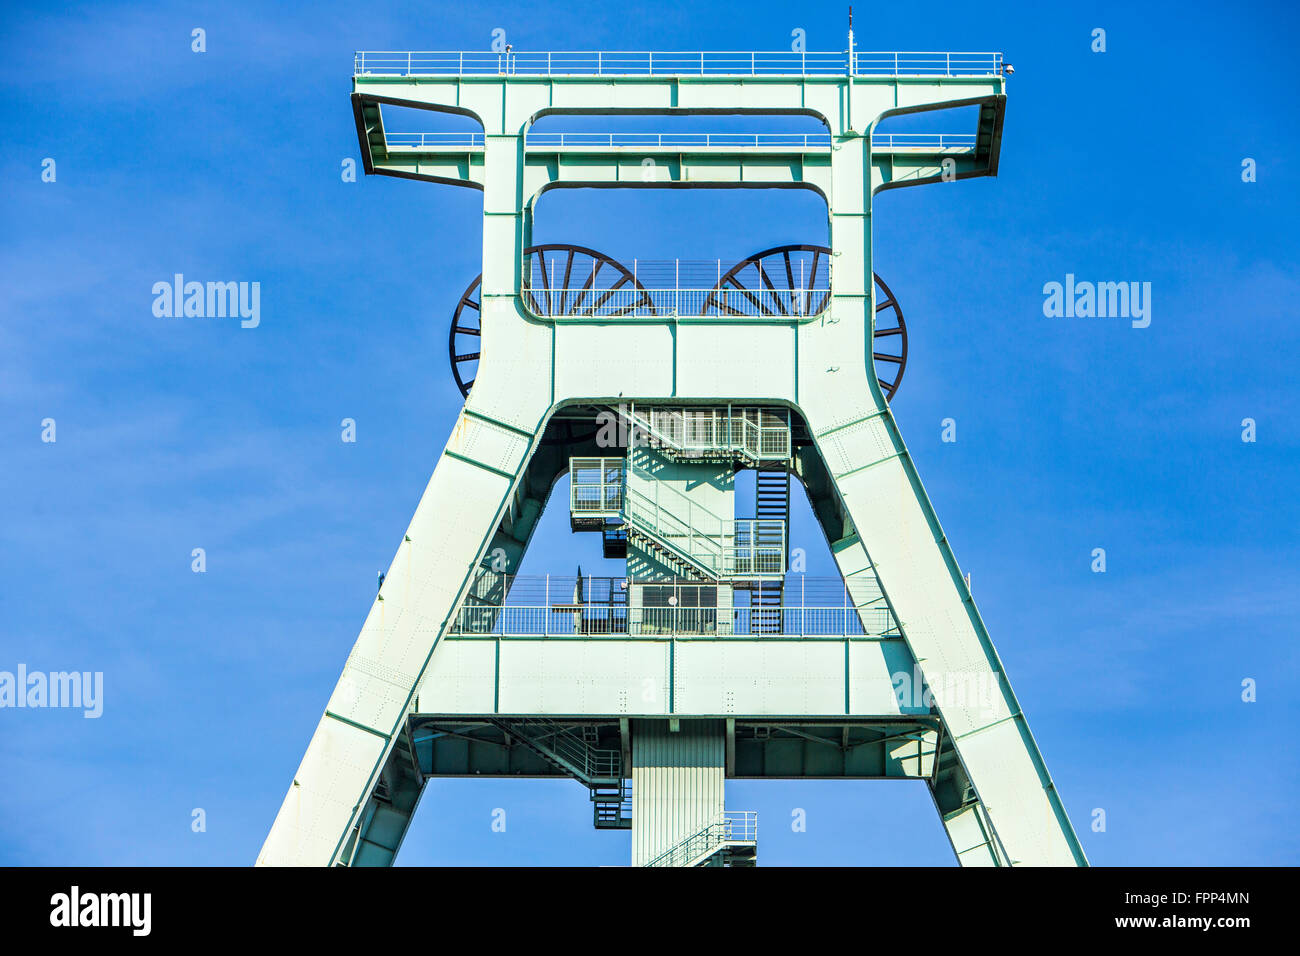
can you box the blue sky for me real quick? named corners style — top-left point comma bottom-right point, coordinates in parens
top-left (1, 0), bottom-right (1297, 866)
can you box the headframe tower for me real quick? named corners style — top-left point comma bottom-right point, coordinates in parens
top-left (259, 42), bottom-right (1087, 867)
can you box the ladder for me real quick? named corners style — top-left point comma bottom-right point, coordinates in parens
top-left (751, 467), bottom-right (791, 631)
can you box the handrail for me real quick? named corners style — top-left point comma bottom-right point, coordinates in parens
top-left (625, 463), bottom-right (787, 577)
top-left (525, 285), bottom-right (824, 319)
top-left (628, 406), bottom-right (792, 462)
top-left (644, 811), bottom-right (757, 867)
top-left (539, 724), bottom-right (620, 780)
top-left (383, 131), bottom-right (978, 152)
top-left (567, 455), bottom-right (785, 578)
top-left (624, 484), bottom-right (725, 577)
top-left (628, 459), bottom-right (728, 531)
top-left (450, 604), bottom-right (892, 637)
top-left (619, 406), bottom-right (684, 454)
top-left (499, 718), bottom-right (621, 780)
top-left (458, 572), bottom-right (891, 605)
top-left (448, 572), bottom-right (898, 637)
top-left (567, 454), bottom-right (786, 577)
top-left (355, 51), bottom-right (1003, 78)
top-left (523, 254), bottom-right (830, 319)
top-left (570, 457), bottom-right (625, 514)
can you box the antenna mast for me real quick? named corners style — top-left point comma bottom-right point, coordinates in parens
top-left (847, 6), bottom-right (855, 74)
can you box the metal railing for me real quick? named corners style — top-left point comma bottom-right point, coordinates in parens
top-left (519, 719), bottom-right (621, 780)
top-left (386, 132), bottom-right (487, 148)
top-left (527, 131), bottom-right (830, 149)
top-left (526, 286), bottom-right (830, 318)
top-left (623, 482), bottom-right (723, 575)
top-left (447, 574), bottom-right (897, 638)
top-left (624, 466), bottom-right (785, 577)
top-left (570, 457), bottom-right (624, 515)
top-left (523, 255), bottom-right (830, 319)
top-left (527, 255), bottom-right (828, 290)
top-left (567, 456), bottom-right (785, 577)
top-left (869, 132), bottom-right (978, 151)
top-left (451, 604), bottom-right (892, 637)
top-left (355, 51), bottom-right (1003, 78)
top-left (644, 811), bottom-right (757, 867)
top-left (468, 573), bottom-right (889, 605)
top-left (630, 406), bottom-right (791, 461)
top-left (385, 131), bottom-right (976, 153)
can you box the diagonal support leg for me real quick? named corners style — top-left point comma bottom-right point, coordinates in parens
top-left (827, 534), bottom-right (1004, 865)
top-left (257, 406), bottom-right (546, 866)
top-left (809, 408), bottom-right (1086, 866)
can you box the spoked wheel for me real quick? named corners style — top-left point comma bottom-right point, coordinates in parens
top-left (870, 271), bottom-right (908, 401)
top-left (705, 243), bottom-right (831, 318)
top-left (449, 274), bottom-right (484, 397)
top-left (523, 244), bottom-right (653, 319)
top-left (707, 244), bottom-right (908, 401)
top-left (449, 244), bottom-right (653, 398)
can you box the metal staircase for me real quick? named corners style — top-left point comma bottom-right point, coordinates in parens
top-left (590, 780), bottom-right (633, 830)
top-left (570, 457), bottom-right (786, 581)
top-left (488, 718), bottom-right (631, 829)
top-left (751, 468), bottom-right (791, 632)
top-left (642, 812), bottom-right (758, 867)
top-left (623, 479), bottom-right (728, 579)
top-left (600, 526), bottom-right (627, 559)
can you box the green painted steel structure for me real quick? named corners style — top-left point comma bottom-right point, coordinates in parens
top-left (258, 46), bottom-right (1086, 868)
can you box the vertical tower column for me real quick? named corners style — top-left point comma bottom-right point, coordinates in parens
top-left (631, 719), bottom-right (726, 865)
